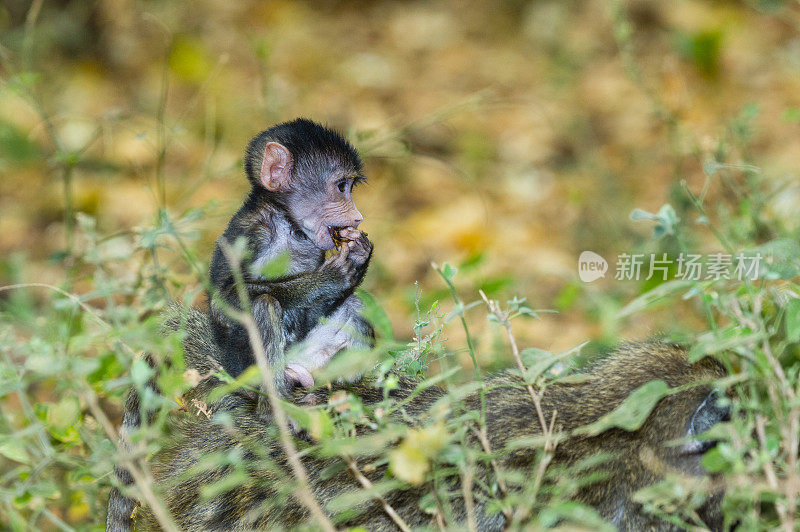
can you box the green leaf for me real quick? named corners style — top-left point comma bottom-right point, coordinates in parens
top-left (522, 351), bottom-right (565, 383)
top-left (418, 492), bottom-right (438, 515)
top-left (0, 438), bottom-right (30, 464)
top-left (131, 358), bottom-right (154, 389)
top-left (0, 120), bottom-right (41, 165)
top-left (313, 345), bottom-right (379, 384)
top-left (675, 29), bottom-right (722, 77)
top-left (459, 252), bottom-right (485, 271)
top-left (521, 343), bottom-right (585, 383)
top-left (308, 409), bottom-right (335, 441)
top-left (787, 298), bottom-right (800, 344)
top-left (553, 373), bottom-right (593, 385)
top-left (201, 470), bottom-right (252, 499)
top-left (390, 445), bottom-right (429, 485)
top-left (478, 276), bottom-right (514, 296)
top-left (281, 401), bottom-right (334, 441)
top-left (440, 263), bottom-right (456, 282)
top-left (326, 478), bottom-right (401, 513)
top-left (749, 238), bottom-right (800, 280)
top-left (321, 427), bottom-right (404, 458)
top-left (357, 289), bottom-right (394, 340)
top-left (537, 500), bottom-right (614, 531)
top-left (700, 446), bottom-right (728, 473)
top-left (629, 204), bottom-right (679, 239)
top-left (690, 327), bottom-right (767, 362)
top-left (318, 461), bottom-right (347, 482)
top-left (50, 396), bottom-right (81, 430)
top-left (255, 251), bottom-right (292, 279)
top-left (207, 366), bottom-right (260, 402)
top-left (575, 380), bottom-right (670, 436)
top-left (618, 279), bottom-right (695, 318)
top-left (555, 282), bottom-right (580, 311)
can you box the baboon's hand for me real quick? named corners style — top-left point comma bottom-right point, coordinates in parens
top-left (340, 228), bottom-right (372, 270)
top-left (321, 229), bottom-right (372, 288)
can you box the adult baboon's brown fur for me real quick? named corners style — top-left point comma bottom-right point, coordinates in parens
top-left (132, 307), bottom-right (727, 531)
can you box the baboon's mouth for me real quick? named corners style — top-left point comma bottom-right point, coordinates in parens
top-left (327, 226), bottom-right (350, 247)
top-left (680, 390), bottom-right (730, 457)
top-left (680, 438), bottom-right (719, 456)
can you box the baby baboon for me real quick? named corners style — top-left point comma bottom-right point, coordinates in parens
top-left (107, 119), bottom-right (374, 531)
top-left (208, 118), bottom-right (373, 390)
top-left (130, 307), bottom-right (729, 531)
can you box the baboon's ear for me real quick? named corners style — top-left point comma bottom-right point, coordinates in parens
top-left (682, 389), bottom-right (730, 453)
top-left (260, 142), bottom-right (293, 191)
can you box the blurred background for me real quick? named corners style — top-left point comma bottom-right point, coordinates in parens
top-left (1, 0), bottom-right (799, 365)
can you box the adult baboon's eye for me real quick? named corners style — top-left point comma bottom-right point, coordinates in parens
top-left (336, 179), bottom-right (347, 193)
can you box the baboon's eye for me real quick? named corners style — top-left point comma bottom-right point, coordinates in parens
top-left (336, 179), bottom-right (347, 193)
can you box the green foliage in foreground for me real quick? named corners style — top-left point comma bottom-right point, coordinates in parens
top-left (0, 139), bottom-right (799, 531)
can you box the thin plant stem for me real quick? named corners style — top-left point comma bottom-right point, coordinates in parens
top-left (478, 291), bottom-right (554, 449)
top-left (433, 263), bottom-right (486, 428)
top-left (344, 455), bottom-right (411, 532)
top-left (460, 463), bottom-right (477, 532)
top-left (155, 58), bottom-right (170, 209)
top-left (471, 426), bottom-right (512, 521)
top-left (62, 163), bottom-right (75, 255)
top-left (218, 241), bottom-right (336, 532)
top-left (479, 290), bottom-right (559, 525)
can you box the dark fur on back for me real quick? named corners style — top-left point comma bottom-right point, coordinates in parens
top-left (134, 308), bottom-right (728, 531)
